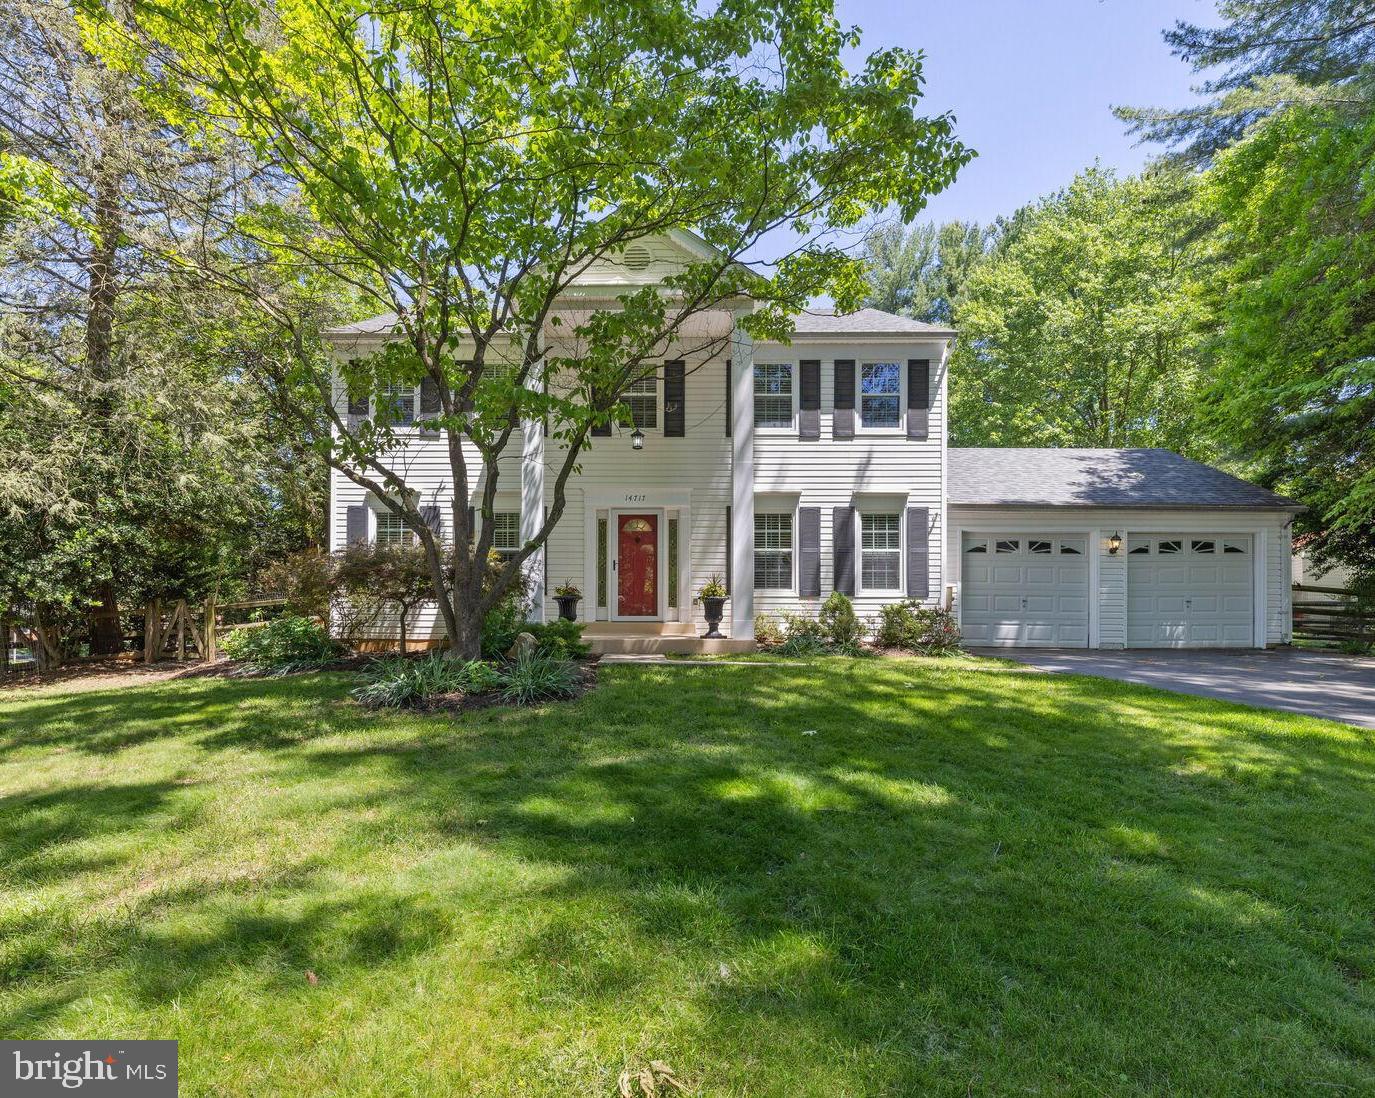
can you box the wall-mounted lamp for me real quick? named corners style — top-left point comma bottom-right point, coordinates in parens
top-left (630, 427), bottom-right (645, 451)
top-left (1107, 531), bottom-right (1122, 555)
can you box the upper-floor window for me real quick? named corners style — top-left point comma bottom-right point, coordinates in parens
top-left (860, 512), bottom-right (901, 590)
top-left (376, 510), bottom-right (413, 547)
top-left (621, 375), bottom-right (657, 429)
top-left (490, 511), bottom-right (521, 560)
top-left (860, 362), bottom-right (901, 429)
top-left (754, 512), bottom-right (793, 590)
top-left (754, 364), bottom-right (793, 429)
top-left (379, 382), bottom-right (417, 425)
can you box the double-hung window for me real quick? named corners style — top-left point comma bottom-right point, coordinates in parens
top-left (490, 512), bottom-right (522, 561)
top-left (860, 513), bottom-right (901, 590)
top-left (754, 513), bottom-right (793, 590)
top-left (860, 362), bottom-right (901, 429)
top-left (753, 364), bottom-right (793, 428)
top-left (379, 382), bottom-right (417, 425)
top-left (375, 510), bottom-right (413, 547)
top-left (621, 375), bottom-right (657, 429)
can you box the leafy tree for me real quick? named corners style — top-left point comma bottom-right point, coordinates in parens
top-left (0, 0), bottom-right (335, 664)
top-left (862, 220), bottom-right (992, 324)
top-left (92, 0), bottom-right (973, 658)
top-left (1204, 103), bottom-right (1375, 581)
top-left (949, 167), bottom-right (1213, 452)
top-left (1116, 0), bottom-right (1375, 162)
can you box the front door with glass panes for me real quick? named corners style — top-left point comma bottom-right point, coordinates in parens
top-left (614, 513), bottom-right (660, 618)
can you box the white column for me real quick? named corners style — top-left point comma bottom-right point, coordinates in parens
top-left (521, 352), bottom-right (546, 623)
top-left (729, 311), bottom-right (755, 639)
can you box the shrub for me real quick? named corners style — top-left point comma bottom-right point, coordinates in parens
top-left (754, 613), bottom-right (784, 647)
top-left (777, 632), bottom-right (828, 656)
top-left (499, 650), bottom-right (582, 705)
top-left (875, 602), bottom-right (962, 655)
top-left (776, 612), bottom-right (829, 656)
top-left (221, 615), bottom-right (340, 671)
top-left (351, 652), bottom-right (502, 709)
top-left (259, 550), bottom-right (333, 619)
top-left (818, 591), bottom-right (864, 650)
top-left (524, 619), bottom-right (589, 659)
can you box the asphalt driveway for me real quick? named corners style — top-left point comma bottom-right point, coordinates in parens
top-left (976, 647), bottom-right (1375, 729)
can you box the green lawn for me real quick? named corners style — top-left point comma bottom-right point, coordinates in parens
top-left (2, 658), bottom-right (1374, 1096)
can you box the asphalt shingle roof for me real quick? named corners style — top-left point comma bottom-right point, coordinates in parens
top-left (789, 307), bottom-right (952, 336)
top-left (949, 448), bottom-right (1303, 511)
top-left (324, 306), bottom-right (952, 339)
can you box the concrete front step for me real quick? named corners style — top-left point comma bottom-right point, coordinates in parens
top-left (583, 630), bottom-right (754, 656)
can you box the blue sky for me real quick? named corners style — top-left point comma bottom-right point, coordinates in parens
top-left (836, 0), bottom-right (1214, 224)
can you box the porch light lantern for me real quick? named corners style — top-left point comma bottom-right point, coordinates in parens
top-left (1107, 531), bottom-right (1122, 555)
top-left (630, 427), bottom-right (645, 451)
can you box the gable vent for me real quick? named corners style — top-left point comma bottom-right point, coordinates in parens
top-left (622, 243), bottom-right (652, 270)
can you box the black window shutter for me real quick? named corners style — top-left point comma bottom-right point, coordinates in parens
top-left (467, 506), bottom-right (475, 544)
top-left (799, 360), bottom-right (821, 441)
top-left (832, 506), bottom-right (856, 595)
top-left (724, 506), bottom-right (732, 594)
top-left (907, 359), bottom-right (930, 441)
top-left (906, 507), bottom-right (930, 598)
top-left (419, 376), bottom-right (440, 414)
top-left (419, 504), bottom-right (443, 538)
top-left (833, 360), bottom-right (855, 440)
top-left (419, 376), bottom-right (440, 436)
top-left (663, 360), bottom-right (685, 437)
top-left (798, 507), bottom-right (821, 597)
top-left (724, 359), bottom-right (732, 437)
top-left (346, 505), bottom-right (369, 546)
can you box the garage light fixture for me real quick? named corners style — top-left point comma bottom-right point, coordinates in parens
top-left (1107, 531), bottom-right (1122, 555)
top-left (630, 427), bottom-right (645, 451)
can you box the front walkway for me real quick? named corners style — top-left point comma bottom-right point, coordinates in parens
top-left (974, 647), bottom-right (1375, 729)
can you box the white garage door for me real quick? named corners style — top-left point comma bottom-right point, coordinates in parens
top-left (1127, 535), bottom-right (1254, 648)
top-left (962, 534), bottom-right (1090, 647)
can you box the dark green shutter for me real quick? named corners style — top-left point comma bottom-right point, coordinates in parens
top-left (833, 506), bottom-right (856, 594)
top-left (799, 360), bottom-right (821, 440)
top-left (419, 504), bottom-right (443, 537)
top-left (346, 505), bottom-right (369, 546)
top-left (798, 507), bottom-right (821, 597)
top-left (907, 359), bottom-right (930, 441)
top-left (419, 376), bottom-right (440, 436)
top-left (725, 506), bottom-right (731, 594)
top-left (832, 360), bottom-right (855, 440)
top-left (724, 359), bottom-right (732, 436)
top-left (664, 360), bottom-right (685, 437)
top-left (906, 507), bottom-right (929, 598)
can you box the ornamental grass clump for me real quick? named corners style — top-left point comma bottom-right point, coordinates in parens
top-left (352, 653), bottom-right (503, 709)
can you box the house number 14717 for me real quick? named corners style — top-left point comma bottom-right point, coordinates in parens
top-left (624, 494), bottom-right (647, 503)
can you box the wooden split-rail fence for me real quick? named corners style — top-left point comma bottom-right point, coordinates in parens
top-left (1292, 584), bottom-right (1374, 646)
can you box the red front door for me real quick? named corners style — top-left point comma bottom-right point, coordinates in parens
top-left (617, 513), bottom-right (659, 617)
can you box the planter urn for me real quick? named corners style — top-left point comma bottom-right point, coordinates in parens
top-left (554, 594), bottom-right (581, 622)
top-left (701, 596), bottom-right (727, 639)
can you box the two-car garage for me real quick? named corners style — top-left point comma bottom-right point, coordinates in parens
top-left (947, 449), bottom-right (1302, 651)
top-left (960, 529), bottom-right (1259, 649)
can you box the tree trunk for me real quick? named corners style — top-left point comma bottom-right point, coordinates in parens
top-left (450, 594), bottom-right (483, 661)
top-left (89, 582), bottom-right (123, 656)
top-left (398, 608), bottom-right (408, 655)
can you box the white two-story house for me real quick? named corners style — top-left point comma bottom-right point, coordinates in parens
top-left (326, 234), bottom-right (1301, 654)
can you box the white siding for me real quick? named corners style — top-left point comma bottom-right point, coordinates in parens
top-left (947, 508), bottom-right (1294, 648)
top-left (751, 339), bottom-right (949, 625)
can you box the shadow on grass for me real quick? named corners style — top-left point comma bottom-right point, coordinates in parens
top-left (2, 662), bottom-right (1375, 1091)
